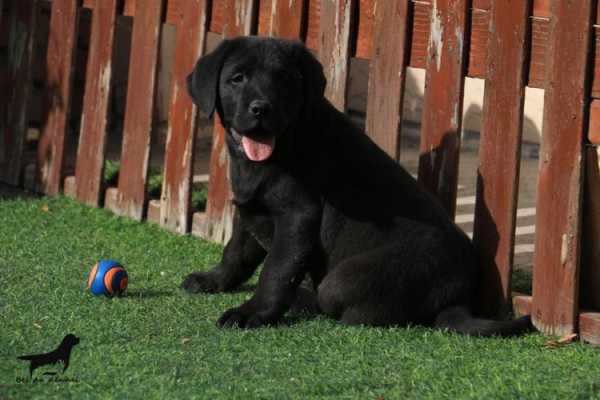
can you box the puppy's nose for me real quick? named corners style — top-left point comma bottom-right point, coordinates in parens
top-left (249, 100), bottom-right (270, 117)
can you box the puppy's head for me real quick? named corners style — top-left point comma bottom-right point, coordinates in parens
top-left (187, 37), bottom-right (326, 162)
top-left (62, 334), bottom-right (80, 348)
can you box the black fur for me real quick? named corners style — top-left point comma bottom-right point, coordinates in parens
top-left (182, 37), bottom-right (532, 336)
top-left (17, 334), bottom-right (80, 377)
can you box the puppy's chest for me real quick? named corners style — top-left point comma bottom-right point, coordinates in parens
top-left (238, 205), bottom-right (274, 250)
top-left (229, 158), bottom-right (267, 204)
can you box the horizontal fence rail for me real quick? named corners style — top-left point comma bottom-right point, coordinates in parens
top-left (2, 0), bottom-right (600, 343)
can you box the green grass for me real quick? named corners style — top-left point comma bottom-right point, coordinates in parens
top-left (1, 195), bottom-right (600, 399)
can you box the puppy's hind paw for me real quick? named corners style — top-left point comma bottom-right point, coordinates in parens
top-left (180, 271), bottom-right (220, 294)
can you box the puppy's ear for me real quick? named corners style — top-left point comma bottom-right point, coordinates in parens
top-left (297, 45), bottom-right (326, 104)
top-left (186, 40), bottom-right (231, 117)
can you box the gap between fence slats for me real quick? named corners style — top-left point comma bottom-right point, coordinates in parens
top-left (582, 147), bottom-right (600, 318)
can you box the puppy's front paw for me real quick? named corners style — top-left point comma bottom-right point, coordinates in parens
top-left (217, 307), bottom-right (266, 329)
top-left (180, 271), bottom-right (220, 293)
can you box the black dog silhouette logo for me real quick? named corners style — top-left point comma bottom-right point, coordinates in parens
top-left (17, 334), bottom-right (80, 379)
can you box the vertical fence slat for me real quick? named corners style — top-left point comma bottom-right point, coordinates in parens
top-left (69, 0), bottom-right (118, 206)
top-left (532, 0), bottom-right (595, 336)
top-left (36, 0), bottom-right (79, 196)
top-left (319, 0), bottom-right (355, 111)
top-left (105, 0), bottom-right (164, 220)
top-left (270, 0), bottom-right (305, 39)
top-left (166, 0), bottom-right (182, 25)
top-left (193, 115), bottom-right (234, 243)
top-left (123, 0), bottom-right (135, 17)
top-left (472, 0), bottom-right (531, 318)
top-left (305, 0), bottom-right (320, 51)
top-left (417, 0), bottom-right (468, 217)
top-left (0, 0), bottom-right (37, 185)
top-left (355, 0), bottom-right (374, 59)
top-left (157, 0), bottom-right (208, 234)
top-left (223, 0), bottom-right (256, 37)
top-left (193, 0), bottom-right (257, 243)
top-left (365, 0), bottom-right (410, 160)
top-left (257, 0), bottom-right (272, 36)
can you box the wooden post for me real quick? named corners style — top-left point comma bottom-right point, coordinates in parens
top-left (417, 0), bottom-right (469, 218)
top-left (36, 0), bottom-right (80, 196)
top-left (365, 0), bottom-right (411, 160)
top-left (270, 0), bottom-right (305, 39)
top-left (69, 0), bottom-right (118, 206)
top-left (472, 0), bottom-right (531, 318)
top-left (123, 0), bottom-right (135, 17)
top-left (532, 0), bottom-right (595, 336)
top-left (155, 0), bottom-right (209, 234)
top-left (105, 0), bottom-right (164, 220)
top-left (319, 0), bottom-right (355, 111)
top-left (0, 0), bottom-right (37, 185)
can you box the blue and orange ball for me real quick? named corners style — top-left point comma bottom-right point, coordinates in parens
top-left (87, 260), bottom-right (128, 297)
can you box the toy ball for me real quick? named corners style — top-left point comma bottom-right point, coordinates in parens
top-left (87, 259), bottom-right (128, 297)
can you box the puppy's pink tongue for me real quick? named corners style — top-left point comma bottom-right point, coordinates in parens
top-left (241, 135), bottom-right (274, 161)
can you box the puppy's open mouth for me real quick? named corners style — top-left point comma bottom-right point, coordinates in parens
top-left (232, 128), bottom-right (275, 162)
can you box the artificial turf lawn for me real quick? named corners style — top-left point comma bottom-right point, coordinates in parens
top-left (1, 195), bottom-right (600, 399)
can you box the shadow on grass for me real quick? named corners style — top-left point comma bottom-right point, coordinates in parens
top-left (280, 312), bottom-right (322, 327)
top-left (126, 283), bottom-right (258, 300)
top-left (125, 289), bottom-right (176, 299)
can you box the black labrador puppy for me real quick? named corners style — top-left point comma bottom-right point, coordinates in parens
top-left (182, 37), bottom-right (532, 336)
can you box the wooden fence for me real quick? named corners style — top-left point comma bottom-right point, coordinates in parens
top-left (1, 0), bottom-right (600, 343)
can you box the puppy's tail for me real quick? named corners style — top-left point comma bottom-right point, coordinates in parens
top-left (434, 306), bottom-right (534, 337)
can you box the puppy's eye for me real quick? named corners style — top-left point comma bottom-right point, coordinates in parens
top-left (230, 73), bottom-right (245, 84)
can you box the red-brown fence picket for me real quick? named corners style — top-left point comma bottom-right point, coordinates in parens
top-left (64, 0), bottom-right (118, 206)
top-left (104, 0), bottom-right (164, 220)
top-left (531, 0), bottom-right (594, 337)
top-left (365, 0), bottom-right (410, 160)
top-left (36, 0), bottom-right (78, 197)
top-left (0, 0), bottom-right (36, 186)
top-left (473, 0), bottom-right (531, 319)
top-left (417, 0), bottom-right (469, 219)
top-left (3, 0), bottom-right (600, 344)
